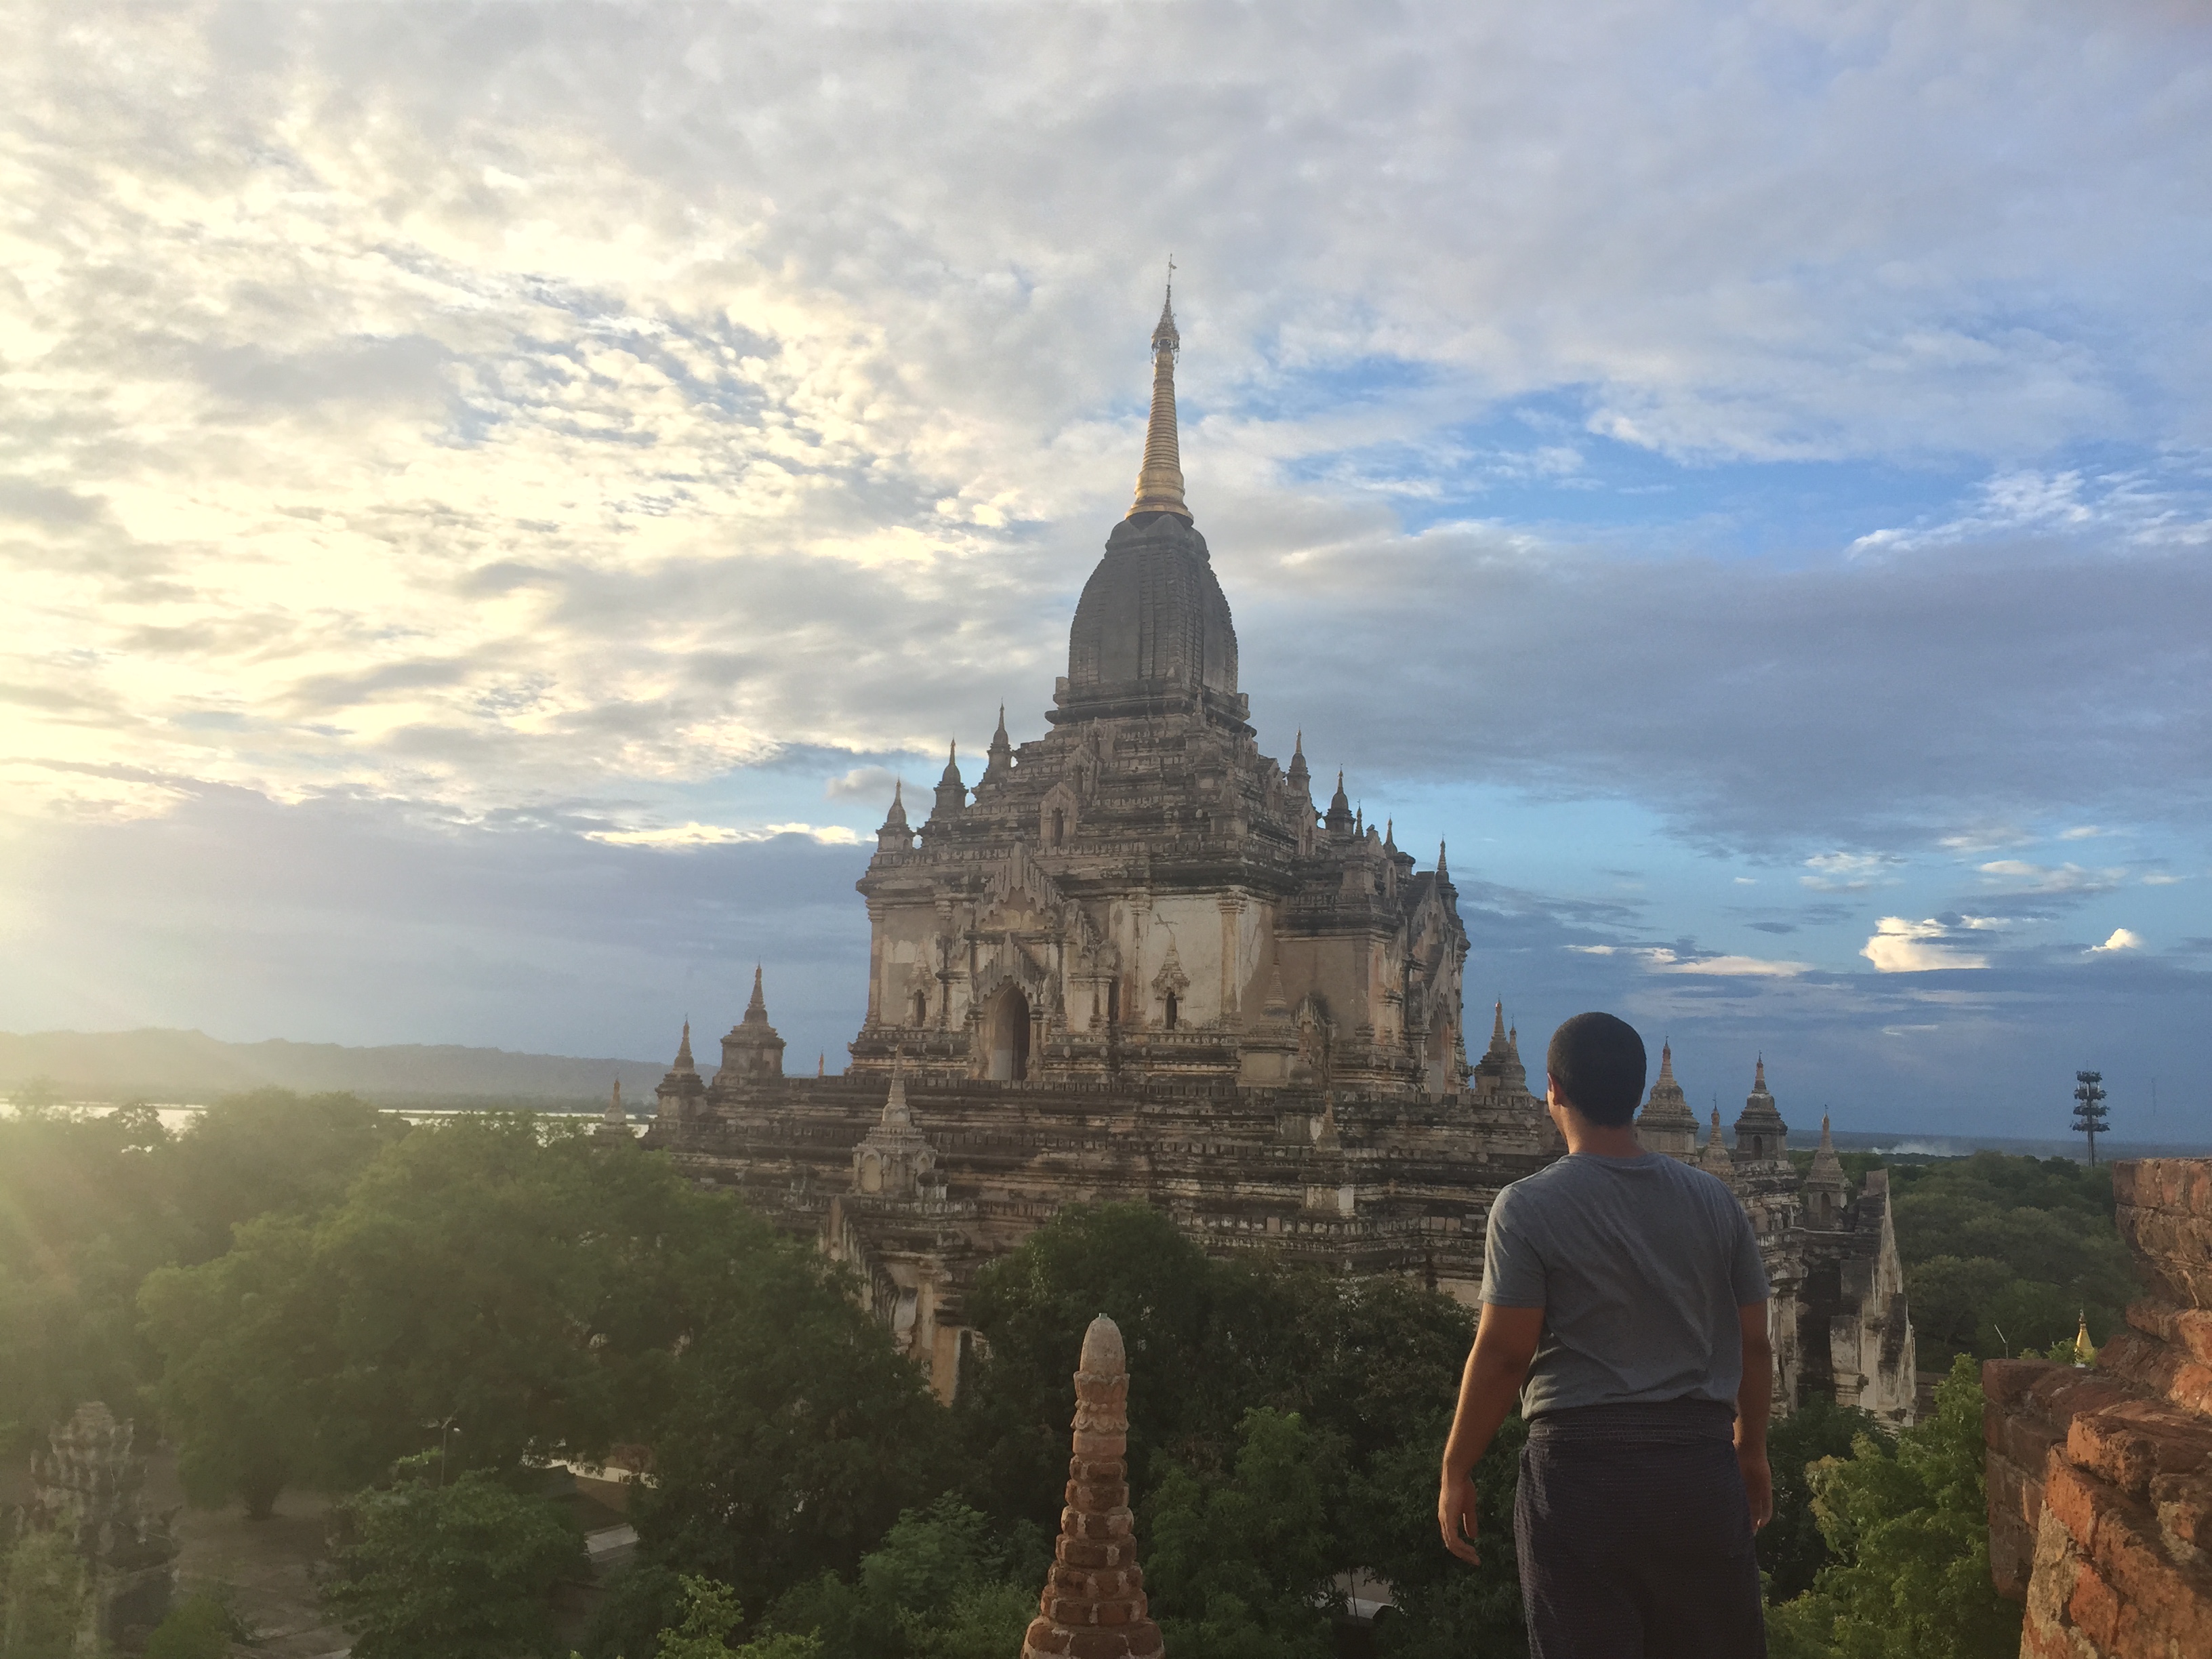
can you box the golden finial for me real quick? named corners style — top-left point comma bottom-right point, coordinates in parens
top-left (1128, 274), bottom-right (1191, 520)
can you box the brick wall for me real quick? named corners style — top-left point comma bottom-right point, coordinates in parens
top-left (1982, 1159), bottom-right (2212, 1658)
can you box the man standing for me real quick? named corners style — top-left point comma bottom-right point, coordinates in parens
top-left (1437, 1012), bottom-right (1772, 1658)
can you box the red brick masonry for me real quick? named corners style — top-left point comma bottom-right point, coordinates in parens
top-left (1983, 1159), bottom-right (2212, 1658)
top-left (1021, 1315), bottom-right (1166, 1659)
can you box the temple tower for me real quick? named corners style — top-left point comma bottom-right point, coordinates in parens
top-left (1637, 1041), bottom-right (1700, 1158)
top-left (848, 289), bottom-right (1467, 1094)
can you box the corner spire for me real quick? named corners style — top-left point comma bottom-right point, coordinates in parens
top-left (983, 704), bottom-right (1014, 783)
top-left (1127, 282), bottom-right (1191, 520)
top-left (931, 741), bottom-right (966, 819)
top-left (1436, 839), bottom-right (1451, 884)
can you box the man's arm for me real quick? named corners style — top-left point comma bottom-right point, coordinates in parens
top-left (1437, 1303), bottom-right (1544, 1563)
top-left (1736, 1300), bottom-right (1774, 1530)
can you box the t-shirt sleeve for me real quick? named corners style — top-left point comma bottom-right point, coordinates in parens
top-left (1726, 1198), bottom-right (1769, 1305)
top-left (1479, 1184), bottom-right (1547, 1307)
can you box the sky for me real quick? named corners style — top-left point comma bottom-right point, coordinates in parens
top-left (3, 1), bottom-right (2209, 1141)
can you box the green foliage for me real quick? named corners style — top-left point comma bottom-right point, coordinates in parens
top-left (139, 1214), bottom-right (320, 1515)
top-left (646, 1575), bottom-right (745, 1659)
top-left (1890, 1152), bottom-right (2129, 1366)
top-left (0, 1103), bottom-right (180, 1452)
top-left (1759, 1398), bottom-right (1888, 1603)
top-left (1145, 1408), bottom-right (1337, 1659)
top-left (957, 1204), bottom-right (1474, 1521)
top-left (145, 1115), bottom-right (794, 1507)
top-left (0, 1528), bottom-right (87, 1659)
top-left (603, 1252), bottom-right (958, 1640)
top-left (957, 1204), bottom-right (1492, 1654)
top-left (1765, 1355), bottom-right (2022, 1659)
top-left (322, 1470), bottom-right (582, 1659)
top-left (0, 1088), bottom-right (397, 1458)
top-left (1348, 1413), bottom-right (1525, 1659)
top-left (146, 1591), bottom-right (238, 1659)
top-left (161, 1089), bottom-right (405, 1263)
top-left (898, 1582), bottom-right (1034, 1659)
top-left (733, 1496), bottom-right (1040, 1659)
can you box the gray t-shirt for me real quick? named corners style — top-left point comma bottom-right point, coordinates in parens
top-left (1480, 1151), bottom-right (1769, 1419)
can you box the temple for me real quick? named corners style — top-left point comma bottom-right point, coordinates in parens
top-left (640, 290), bottom-right (1912, 1422)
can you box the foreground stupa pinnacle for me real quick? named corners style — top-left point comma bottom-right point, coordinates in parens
top-left (1128, 283), bottom-right (1190, 520)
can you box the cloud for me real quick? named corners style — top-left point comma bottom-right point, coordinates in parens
top-left (1940, 827), bottom-right (2032, 853)
top-left (1662, 954), bottom-right (1813, 979)
top-left (0, 1), bottom-right (2209, 859)
top-left (1851, 468), bottom-right (2212, 555)
top-left (825, 766), bottom-right (901, 802)
top-left (1976, 860), bottom-right (2126, 895)
top-left (2089, 928), bottom-right (2144, 954)
top-left (1861, 917), bottom-right (1991, 973)
top-left (584, 821), bottom-right (863, 849)
top-left (1801, 851), bottom-right (1904, 890)
top-left (1565, 944), bottom-right (1809, 977)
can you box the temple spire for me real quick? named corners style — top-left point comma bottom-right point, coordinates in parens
top-left (674, 1020), bottom-right (695, 1071)
top-left (1436, 839), bottom-right (1451, 884)
top-left (743, 966), bottom-right (769, 1024)
top-left (984, 704), bottom-right (1014, 782)
top-left (1127, 283), bottom-right (1191, 520)
top-left (1659, 1040), bottom-right (1675, 1080)
top-left (932, 741), bottom-right (966, 819)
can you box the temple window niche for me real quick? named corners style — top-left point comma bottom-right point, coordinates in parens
top-left (1163, 992), bottom-right (1179, 1030)
top-left (1040, 785), bottom-right (1077, 848)
top-left (985, 985), bottom-right (1031, 1081)
top-left (912, 990), bottom-right (928, 1027)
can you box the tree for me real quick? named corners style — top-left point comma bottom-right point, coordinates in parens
top-left (2071, 1071), bottom-right (2109, 1166)
top-left (139, 1214), bottom-right (322, 1516)
top-left (0, 1103), bottom-right (179, 1454)
top-left (751, 1497), bottom-right (1043, 1659)
top-left (1143, 1408), bottom-right (1339, 1659)
top-left (1890, 1153), bottom-right (2132, 1367)
top-left (1758, 1399), bottom-right (1889, 1603)
top-left (955, 1204), bottom-right (1254, 1525)
top-left (321, 1471), bottom-right (581, 1659)
top-left (621, 1256), bottom-right (957, 1629)
top-left (146, 1591), bottom-right (239, 1659)
top-left (146, 1115), bottom-right (796, 1509)
top-left (1765, 1355), bottom-right (2022, 1658)
top-left (0, 1528), bottom-right (87, 1659)
top-left (160, 1088), bottom-right (404, 1263)
top-left (1347, 1411), bottom-right (1527, 1659)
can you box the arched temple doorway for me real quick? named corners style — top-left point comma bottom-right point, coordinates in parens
top-left (985, 986), bottom-right (1031, 1082)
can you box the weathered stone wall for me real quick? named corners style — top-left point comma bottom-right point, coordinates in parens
top-left (1982, 1158), bottom-right (2212, 1657)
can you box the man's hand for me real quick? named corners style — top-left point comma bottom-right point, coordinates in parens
top-left (1435, 1304), bottom-right (1542, 1566)
top-left (1738, 1443), bottom-right (1773, 1531)
top-left (1438, 1468), bottom-right (1481, 1563)
top-left (1735, 1302), bottom-right (1774, 1532)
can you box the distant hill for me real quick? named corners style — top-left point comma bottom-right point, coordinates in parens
top-left (0, 1027), bottom-right (665, 1107)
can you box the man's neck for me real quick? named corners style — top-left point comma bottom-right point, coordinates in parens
top-left (1547, 1094), bottom-right (1645, 1158)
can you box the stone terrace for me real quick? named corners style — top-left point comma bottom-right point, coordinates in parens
top-left (1983, 1158), bottom-right (2212, 1658)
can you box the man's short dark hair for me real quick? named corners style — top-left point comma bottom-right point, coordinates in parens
top-left (1546, 1013), bottom-right (1647, 1127)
